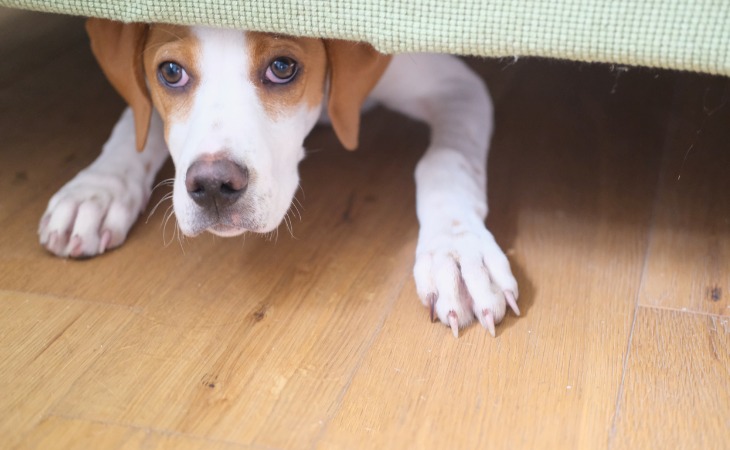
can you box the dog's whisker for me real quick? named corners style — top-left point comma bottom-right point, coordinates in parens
top-left (175, 219), bottom-right (186, 255)
top-left (154, 27), bottom-right (185, 41)
top-left (147, 192), bottom-right (174, 223)
top-left (290, 201), bottom-right (302, 222)
top-left (152, 178), bottom-right (175, 192)
top-left (161, 205), bottom-right (176, 247)
top-left (160, 204), bottom-right (174, 229)
top-left (288, 213), bottom-right (296, 238)
top-left (291, 193), bottom-right (305, 223)
top-left (161, 220), bottom-right (172, 247)
top-left (283, 213), bottom-right (294, 239)
top-left (141, 41), bottom-right (170, 56)
top-left (141, 29), bottom-right (186, 56)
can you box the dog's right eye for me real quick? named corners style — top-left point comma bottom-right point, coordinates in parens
top-left (265, 57), bottom-right (298, 84)
top-left (158, 61), bottom-right (189, 88)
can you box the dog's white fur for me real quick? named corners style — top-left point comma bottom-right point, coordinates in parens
top-left (38, 26), bottom-right (518, 336)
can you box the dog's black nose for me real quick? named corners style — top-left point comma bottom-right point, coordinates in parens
top-left (185, 158), bottom-right (249, 208)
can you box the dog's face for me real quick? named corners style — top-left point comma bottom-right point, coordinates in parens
top-left (143, 26), bottom-right (326, 235)
top-left (86, 20), bottom-right (390, 237)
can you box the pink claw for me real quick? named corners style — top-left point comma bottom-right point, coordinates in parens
top-left (480, 309), bottom-right (496, 337)
top-left (69, 236), bottom-right (83, 257)
top-left (39, 215), bottom-right (50, 235)
top-left (99, 230), bottom-right (112, 254)
top-left (47, 231), bottom-right (58, 252)
top-left (447, 311), bottom-right (459, 338)
top-left (505, 290), bottom-right (520, 316)
top-left (427, 293), bottom-right (438, 323)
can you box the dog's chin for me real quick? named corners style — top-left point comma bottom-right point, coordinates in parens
top-left (204, 216), bottom-right (284, 237)
top-left (178, 220), bottom-right (254, 238)
top-left (207, 225), bottom-right (248, 237)
top-left (177, 200), bottom-right (290, 238)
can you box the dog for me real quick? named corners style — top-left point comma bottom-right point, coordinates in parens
top-left (38, 19), bottom-right (519, 337)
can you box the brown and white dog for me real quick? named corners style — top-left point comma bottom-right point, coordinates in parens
top-left (38, 19), bottom-right (519, 337)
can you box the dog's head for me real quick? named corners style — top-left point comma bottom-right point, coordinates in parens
top-left (86, 19), bottom-right (390, 236)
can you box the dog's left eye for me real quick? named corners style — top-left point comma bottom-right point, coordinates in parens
top-left (158, 61), bottom-right (190, 88)
top-left (265, 57), bottom-right (298, 84)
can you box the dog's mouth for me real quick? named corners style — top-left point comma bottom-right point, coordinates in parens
top-left (208, 223), bottom-right (248, 237)
top-left (179, 211), bottom-right (264, 238)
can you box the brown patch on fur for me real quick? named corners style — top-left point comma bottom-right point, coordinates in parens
top-left (142, 25), bottom-right (200, 139)
top-left (86, 19), bottom-right (151, 151)
top-left (245, 32), bottom-right (327, 120)
top-left (324, 41), bottom-right (391, 150)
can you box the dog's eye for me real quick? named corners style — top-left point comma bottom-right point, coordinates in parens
top-left (158, 61), bottom-right (189, 88)
top-left (265, 57), bottom-right (298, 84)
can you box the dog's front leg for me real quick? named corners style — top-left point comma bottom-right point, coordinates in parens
top-left (39, 107), bottom-right (169, 257)
top-left (371, 54), bottom-right (519, 336)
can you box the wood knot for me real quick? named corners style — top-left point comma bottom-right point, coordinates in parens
top-left (252, 304), bottom-right (269, 322)
top-left (708, 286), bottom-right (722, 302)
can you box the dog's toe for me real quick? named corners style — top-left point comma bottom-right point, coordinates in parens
top-left (414, 225), bottom-right (518, 337)
top-left (39, 172), bottom-right (147, 258)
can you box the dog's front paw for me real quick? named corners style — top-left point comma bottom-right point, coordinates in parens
top-left (413, 220), bottom-right (519, 337)
top-left (39, 169), bottom-right (149, 258)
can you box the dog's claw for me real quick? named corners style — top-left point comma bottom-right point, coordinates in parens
top-left (39, 215), bottom-right (50, 236)
top-left (427, 293), bottom-right (437, 323)
top-left (47, 231), bottom-right (58, 252)
top-left (505, 290), bottom-right (520, 316)
top-left (447, 311), bottom-right (459, 338)
top-left (69, 236), bottom-right (83, 257)
top-left (480, 309), bottom-right (496, 337)
top-left (99, 229), bottom-right (112, 254)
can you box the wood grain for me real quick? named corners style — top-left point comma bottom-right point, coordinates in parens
top-left (1, 9), bottom-right (729, 450)
top-left (0, 292), bottom-right (135, 449)
top-left (610, 307), bottom-right (730, 449)
top-left (318, 61), bottom-right (673, 450)
top-left (16, 416), bottom-right (251, 449)
top-left (638, 76), bottom-right (730, 316)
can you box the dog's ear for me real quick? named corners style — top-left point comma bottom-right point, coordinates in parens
top-left (86, 18), bottom-right (151, 151)
top-left (324, 40), bottom-right (391, 151)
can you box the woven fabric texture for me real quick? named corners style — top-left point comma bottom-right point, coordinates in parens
top-left (2, 0), bottom-right (728, 76)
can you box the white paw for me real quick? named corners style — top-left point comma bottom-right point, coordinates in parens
top-left (413, 221), bottom-right (519, 337)
top-left (39, 169), bottom-right (149, 258)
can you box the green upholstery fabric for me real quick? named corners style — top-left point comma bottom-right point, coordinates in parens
top-left (2, 0), bottom-right (728, 76)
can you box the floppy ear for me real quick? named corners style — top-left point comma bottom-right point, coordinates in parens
top-left (86, 18), bottom-right (151, 151)
top-left (324, 40), bottom-right (391, 150)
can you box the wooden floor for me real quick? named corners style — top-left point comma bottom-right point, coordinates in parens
top-left (1, 9), bottom-right (728, 450)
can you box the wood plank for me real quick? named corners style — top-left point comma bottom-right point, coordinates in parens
top-left (317, 62), bottom-right (675, 449)
top-left (16, 415), bottom-right (252, 450)
top-left (44, 110), bottom-right (427, 447)
top-left (638, 76), bottom-right (730, 316)
top-left (0, 292), bottom-right (135, 449)
top-left (3, 9), bottom-right (729, 450)
top-left (610, 307), bottom-right (730, 449)
top-left (0, 14), bottom-right (124, 224)
top-left (0, 10), bottom-right (87, 87)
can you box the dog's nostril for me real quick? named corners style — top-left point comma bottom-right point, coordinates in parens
top-left (185, 158), bottom-right (249, 208)
top-left (220, 182), bottom-right (238, 195)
